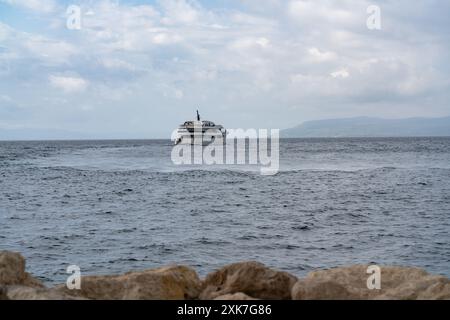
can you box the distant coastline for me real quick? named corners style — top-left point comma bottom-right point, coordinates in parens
top-left (282, 116), bottom-right (450, 138)
top-left (2, 116), bottom-right (450, 141)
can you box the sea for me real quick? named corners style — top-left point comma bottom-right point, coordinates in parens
top-left (0, 137), bottom-right (449, 284)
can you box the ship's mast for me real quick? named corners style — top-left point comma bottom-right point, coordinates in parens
top-left (197, 110), bottom-right (201, 121)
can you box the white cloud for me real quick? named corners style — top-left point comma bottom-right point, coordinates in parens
top-left (308, 47), bottom-right (337, 62)
top-left (174, 89), bottom-right (184, 99)
top-left (160, 0), bottom-right (200, 25)
top-left (152, 32), bottom-right (182, 45)
top-left (101, 58), bottom-right (136, 71)
top-left (331, 69), bottom-right (350, 79)
top-left (0, 94), bottom-right (13, 102)
top-left (0, 22), bottom-right (13, 40)
top-left (49, 75), bottom-right (88, 93)
top-left (0, 22), bottom-right (77, 65)
top-left (230, 37), bottom-right (271, 52)
top-left (24, 35), bottom-right (77, 64)
top-left (1, 0), bottom-right (57, 13)
top-left (1, 0), bottom-right (450, 135)
top-left (288, 0), bottom-right (363, 27)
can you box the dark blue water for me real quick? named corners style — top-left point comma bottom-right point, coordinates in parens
top-left (0, 138), bottom-right (449, 284)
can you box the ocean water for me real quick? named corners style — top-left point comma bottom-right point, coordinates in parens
top-left (0, 137), bottom-right (449, 284)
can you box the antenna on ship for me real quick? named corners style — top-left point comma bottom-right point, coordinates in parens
top-left (197, 110), bottom-right (201, 121)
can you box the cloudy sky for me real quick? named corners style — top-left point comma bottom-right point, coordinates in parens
top-left (0, 0), bottom-right (449, 138)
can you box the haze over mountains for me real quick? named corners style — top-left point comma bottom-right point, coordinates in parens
top-left (1, 116), bottom-right (450, 140)
top-left (282, 116), bottom-right (450, 138)
top-left (0, 127), bottom-right (149, 141)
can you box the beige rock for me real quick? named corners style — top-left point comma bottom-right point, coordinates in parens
top-left (2, 250), bottom-right (449, 301)
top-left (292, 265), bottom-right (450, 300)
top-left (6, 286), bottom-right (85, 300)
top-left (200, 262), bottom-right (297, 300)
top-left (214, 292), bottom-right (258, 300)
top-left (0, 251), bottom-right (44, 288)
top-left (292, 279), bottom-right (352, 300)
top-left (54, 265), bottom-right (201, 300)
top-left (376, 275), bottom-right (450, 300)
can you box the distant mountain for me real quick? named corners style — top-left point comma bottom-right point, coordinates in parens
top-left (282, 116), bottom-right (450, 138)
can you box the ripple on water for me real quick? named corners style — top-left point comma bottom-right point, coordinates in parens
top-left (1, 138), bottom-right (450, 284)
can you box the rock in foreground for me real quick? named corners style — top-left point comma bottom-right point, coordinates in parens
top-left (55, 265), bottom-right (202, 300)
top-left (1, 251), bottom-right (449, 300)
top-left (291, 265), bottom-right (450, 300)
top-left (200, 261), bottom-right (298, 300)
top-left (6, 286), bottom-right (85, 300)
top-left (0, 251), bottom-right (44, 288)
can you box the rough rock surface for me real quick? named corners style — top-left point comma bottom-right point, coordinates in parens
top-left (200, 262), bottom-right (297, 300)
top-left (214, 292), bottom-right (258, 300)
top-left (292, 279), bottom-right (352, 300)
top-left (1, 251), bottom-right (449, 300)
top-left (55, 265), bottom-right (202, 300)
top-left (0, 251), bottom-right (44, 288)
top-left (5, 286), bottom-right (85, 300)
top-left (292, 265), bottom-right (450, 300)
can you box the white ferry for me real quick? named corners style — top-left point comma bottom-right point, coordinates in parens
top-left (173, 111), bottom-right (227, 145)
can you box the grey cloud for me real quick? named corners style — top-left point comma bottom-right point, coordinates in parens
top-left (0, 0), bottom-right (449, 138)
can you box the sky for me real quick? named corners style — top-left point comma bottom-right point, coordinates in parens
top-left (0, 0), bottom-right (449, 138)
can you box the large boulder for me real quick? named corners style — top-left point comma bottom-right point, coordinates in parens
top-left (292, 265), bottom-right (450, 300)
top-left (54, 265), bottom-right (202, 300)
top-left (376, 274), bottom-right (450, 300)
top-left (0, 251), bottom-right (44, 288)
top-left (200, 262), bottom-right (297, 300)
top-left (292, 279), bottom-right (352, 300)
